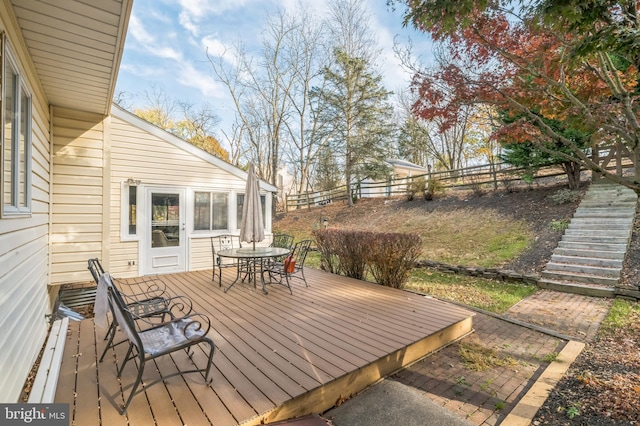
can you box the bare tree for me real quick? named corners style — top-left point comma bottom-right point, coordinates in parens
top-left (132, 84), bottom-right (228, 159)
top-left (207, 11), bottom-right (300, 184)
top-left (280, 5), bottom-right (329, 195)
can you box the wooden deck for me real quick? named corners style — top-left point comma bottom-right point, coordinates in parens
top-left (54, 268), bottom-right (474, 425)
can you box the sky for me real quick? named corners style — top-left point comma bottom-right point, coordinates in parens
top-left (114, 0), bottom-right (434, 141)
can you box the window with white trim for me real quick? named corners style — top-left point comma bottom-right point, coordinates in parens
top-left (2, 42), bottom-right (32, 217)
top-left (194, 192), bottom-right (228, 231)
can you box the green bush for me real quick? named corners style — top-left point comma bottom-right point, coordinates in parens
top-left (313, 229), bottom-right (422, 288)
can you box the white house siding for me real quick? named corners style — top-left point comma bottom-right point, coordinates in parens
top-left (108, 112), bottom-right (273, 278)
top-left (0, 4), bottom-right (52, 402)
top-left (50, 107), bottom-right (106, 284)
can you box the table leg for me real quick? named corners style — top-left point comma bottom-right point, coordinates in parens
top-left (223, 263), bottom-right (242, 293)
top-left (258, 258), bottom-right (268, 294)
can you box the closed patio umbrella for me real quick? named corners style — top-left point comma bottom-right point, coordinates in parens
top-left (239, 163), bottom-right (265, 250)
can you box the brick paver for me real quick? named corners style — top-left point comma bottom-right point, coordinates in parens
top-left (505, 289), bottom-right (612, 342)
top-left (391, 290), bottom-right (612, 425)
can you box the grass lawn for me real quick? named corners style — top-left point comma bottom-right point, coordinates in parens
top-left (402, 269), bottom-right (537, 314)
top-left (274, 192), bottom-right (561, 313)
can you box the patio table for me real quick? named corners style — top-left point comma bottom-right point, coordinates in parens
top-left (218, 247), bottom-right (290, 294)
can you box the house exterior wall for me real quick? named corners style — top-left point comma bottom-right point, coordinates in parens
top-left (108, 110), bottom-right (274, 278)
top-left (0, 3), bottom-right (52, 402)
top-left (50, 107), bottom-right (107, 285)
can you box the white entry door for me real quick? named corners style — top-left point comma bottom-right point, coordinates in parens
top-left (143, 188), bottom-right (186, 274)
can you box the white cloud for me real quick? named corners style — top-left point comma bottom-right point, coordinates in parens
top-left (178, 0), bottom-right (254, 19)
top-left (120, 63), bottom-right (163, 79)
top-left (179, 11), bottom-right (200, 37)
top-left (128, 15), bottom-right (155, 45)
top-left (201, 36), bottom-right (240, 68)
top-left (175, 62), bottom-right (226, 99)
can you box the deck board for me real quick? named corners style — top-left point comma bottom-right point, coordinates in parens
top-left (55, 267), bottom-right (473, 425)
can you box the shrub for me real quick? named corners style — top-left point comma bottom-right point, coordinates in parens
top-left (367, 232), bottom-right (422, 289)
top-left (407, 176), bottom-right (426, 201)
top-left (313, 229), bottom-right (422, 288)
top-left (424, 178), bottom-right (444, 200)
top-left (549, 189), bottom-right (581, 205)
top-left (313, 228), bottom-right (340, 274)
top-left (549, 219), bottom-right (569, 231)
top-left (313, 229), bottom-right (368, 279)
top-left (468, 176), bottom-right (485, 197)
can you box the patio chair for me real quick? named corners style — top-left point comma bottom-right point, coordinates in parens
top-left (266, 233), bottom-right (294, 266)
top-left (270, 233), bottom-right (294, 250)
top-left (104, 275), bottom-right (215, 414)
top-left (262, 239), bottom-right (312, 294)
top-left (211, 234), bottom-right (243, 286)
top-left (88, 259), bottom-right (193, 362)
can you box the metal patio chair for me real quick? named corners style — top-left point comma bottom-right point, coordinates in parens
top-left (262, 239), bottom-right (312, 294)
top-left (211, 234), bottom-right (244, 286)
top-left (270, 233), bottom-right (294, 250)
top-left (266, 233), bottom-right (294, 266)
top-left (104, 276), bottom-right (215, 414)
top-left (88, 259), bottom-right (193, 362)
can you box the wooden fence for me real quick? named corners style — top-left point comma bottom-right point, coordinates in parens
top-left (284, 145), bottom-right (635, 211)
top-left (284, 161), bottom-right (570, 211)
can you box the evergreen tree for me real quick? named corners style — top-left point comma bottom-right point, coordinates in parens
top-left (313, 49), bottom-right (395, 206)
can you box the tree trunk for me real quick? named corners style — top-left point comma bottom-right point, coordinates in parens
top-left (562, 161), bottom-right (582, 190)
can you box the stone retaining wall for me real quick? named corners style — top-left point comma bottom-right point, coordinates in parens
top-left (416, 259), bottom-right (539, 285)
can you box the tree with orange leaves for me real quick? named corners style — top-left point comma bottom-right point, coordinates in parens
top-left (394, 0), bottom-right (640, 192)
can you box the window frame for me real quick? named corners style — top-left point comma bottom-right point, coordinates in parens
top-left (1, 39), bottom-right (32, 217)
top-left (193, 190), bottom-right (229, 232)
top-left (120, 182), bottom-right (140, 241)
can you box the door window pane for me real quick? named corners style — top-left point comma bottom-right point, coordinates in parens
top-left (151, 193), bottom-right (179, 247)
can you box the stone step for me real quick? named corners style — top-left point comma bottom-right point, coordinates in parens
top-left (540, 269), bottom-right (620, 286)
top-left (574, 206), bottom-right (636, 217)
top-left (563, 228), bottom-right (630, 238)
top-left (566, 221), bottom-right (632, 230)
top-left (558, 240), bottom-right (628, 251)
top-left (537, 279), bottom-right (616, 298)
top-left (573, 208), bottom-right (636, 218)
top-left (553, 247), bottom-right (626, 259)
top-left (579, 199), bottom-right (637, 206)
top-left (550, 254), bottom-right (623, 268)
top-left (543, 262), bottom-right (620, 278)
top-left (561, 235), bottom-right (629, 244)
top-left (567, 217), bottom-right (634, 226)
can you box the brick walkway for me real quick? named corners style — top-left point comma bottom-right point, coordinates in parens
top-left (391, 290), bottom-right (612, 425)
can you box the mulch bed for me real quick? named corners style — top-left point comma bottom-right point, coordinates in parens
top-left (532, 311), bottom-right (640, 425)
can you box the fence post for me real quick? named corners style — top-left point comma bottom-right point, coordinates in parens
top-left (491, 162), bottom-right (498, 190)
